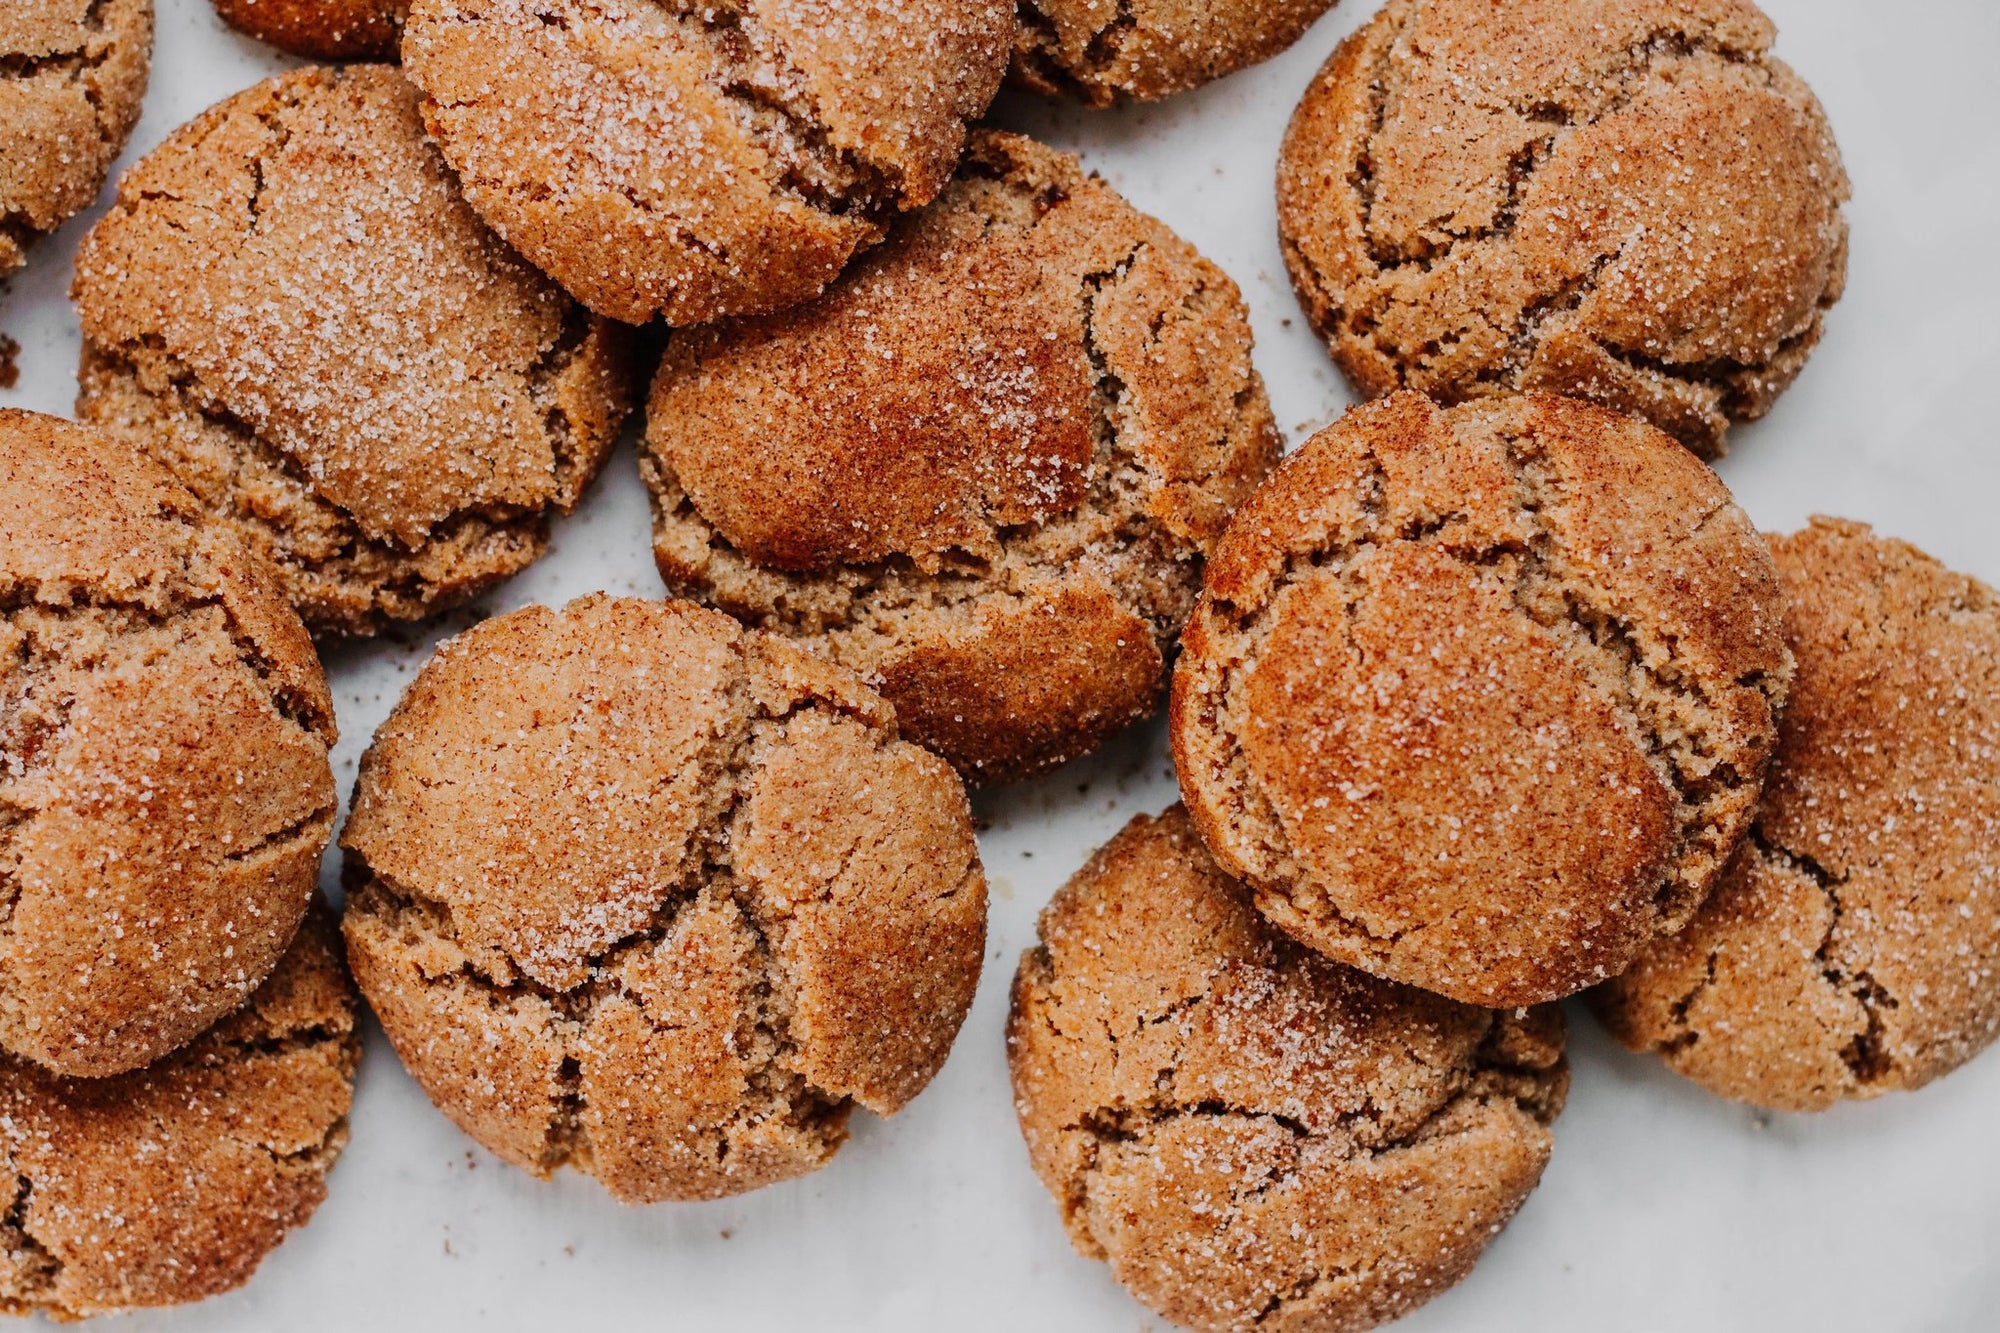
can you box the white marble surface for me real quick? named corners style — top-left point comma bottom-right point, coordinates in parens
top-left (3, 1), bottom-right (1997, 1328)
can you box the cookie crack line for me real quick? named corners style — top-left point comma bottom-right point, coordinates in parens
top-left (0, 1173), bottom-right (62, 1302)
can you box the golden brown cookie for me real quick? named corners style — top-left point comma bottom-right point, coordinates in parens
top-left (401, 0), bottom-right (1015, 327)
top-left (1014, 0), bottom-right (1338, 106)
top-left (642, 131), bottom-right (1281, 785)
top-left (0, 904), bottom-right (359, 1321)
top-left (1277, 0), bottom-right (1849, 457)
top-left (0, 409), bottom-right (336, 1079)
top-left (342, 595), bottom-right (986, 1203)
top-left (0, 0), bottom-right (151, 279)
top-left (1596, 520), bottom-right (2000, 1111)
top-left (211, 0), bottom-right (406, 59)
top-left (71, 65), bottom-right (640, 638)
top-left (1009, 807), bottom-right (1568, 1333)
top-left (1172, 392), bottom-right (1790, 1009)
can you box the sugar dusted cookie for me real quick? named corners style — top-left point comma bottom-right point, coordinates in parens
top-left (1278, 0), bottom-right (1849, 456)
top-left (342, 595), bottom-right (986, 1203)
top-left (0, 410), bottom-right (336, 1078)
top-left (1172, 392), bottom-right (1790, 1008)
top-left (1009, 807), bottom-right (1567, 1333)
top-left (1597, 520), bottom-right (2000, 1111)
top-left (211, 0), bottom-right (406, 59)
top-left (642, 131), bottom-right (1280, 784)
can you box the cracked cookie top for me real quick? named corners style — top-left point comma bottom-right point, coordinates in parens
top-left (642, 130), bottom-right (1280, 785)
top-left (1277, 0), bottom-right (1849, 457)
top-left (0, 0), bottom-right (151, 278)
top-left (401, 0), bottom-right (1014, 326)
top-left (1008, 806), bottom-right (1567, 1333)
top-left (0, 410), bottom-right (336, 1078)
top-left (340, 595), bottom-right (986, 1203)
top-left (211, 0), bottom-right (406, 59)
top-left (0, 902), bottom-right (359, 1320)
top-left (1013, 0), bottom-right (1339, 106)
top-left (1171, 392), bottom-right (1790, 1008)
top-left (71, 64), bottom-right (640, 638)
top-left (1596, 519), bottom-right (2000, 1111)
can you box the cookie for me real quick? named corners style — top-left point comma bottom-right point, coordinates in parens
top-left (642, 131), bottom-right (1281, 785)
top-left (0, 409), bottom-right (336, 1078)
top-left (1009, 807), bottom-right (1568, 1333)
top-left (1171, 391), bottom-right (1790, 1008)
top-left (1277, 0), bottom-right (1849, 457)
top-left (210, 0), bottom-right (405, 59)
top-left (1014, 0), bottom-right (1337, 106)
top-left (0, 0), bottom-right (151, 279)
top-left (341, 595), bottom-right (986, 1203)
top-left (401, 0), bottom-right (1015, 326)
top-left (1596, 520), bottom-right (2000, 1111)
top-left (0, 904), bottom-right (359, 1321)
top-left (71, 65), bottom-right (640, 638)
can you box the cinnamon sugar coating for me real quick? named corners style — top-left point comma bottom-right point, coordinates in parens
top-left (0, 410), bottom-right (336, 1079)
top-left (341, 595), bottom-right (986, 1203)
top-left (1597, 520), bottom-right (2000, 1110)
top-left (1277, 0), bottom-right (1849, 456)
top-left (71, 65), bottom-right (639, 639)
top-left (401, 0), bottom-right (1014, 326)
top-left (642, 131), bottom-right (1280, 785)
top-left (1009, 807), bottom-right (1567, 1333)
top-left (1172, 392), bottom-right (1789, 1008)
top-left (0, 0), bottom-right (151, 279)
top-left (1013, 0), bottom-right (1339, 106)
top-left (211, 0), bottom-right (406, 59)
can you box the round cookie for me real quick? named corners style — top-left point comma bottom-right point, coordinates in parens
top-left (1009, 806), bottom-right (1568, 1333)
top-left (71, 65), bottom-right (639, 638)
top-left (1013, 0), bottom-right (1338, 106)
top-left (1171, 391), bottom-right (1790, 1009)
top-left (0, 410), bottom-right (336, 1078)
top-left (341, 595), bottom-right (987, 1204)
top-left (211, 0), bottom-right (405, 59)
top-left (0, 0), bottom-right (151, 279)
top-left (0, 904), bottom-right (359, 1321)
top-left (642, 131), bottom-right (1281, 785)
top-left (1596, 520), bottom-right (2000, 1111)
top-left (1277, 0), bottom-right (1849, 457)
top-left (400, 0), bottom-right (1015, 327)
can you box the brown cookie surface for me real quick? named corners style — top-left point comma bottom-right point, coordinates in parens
top-left (211, 0), bottom-right (406, 59)
top-left (1277, 0), bottom-right (1849, 456)
top-left (341, 595), bottom-right (986, 1203)
top-left (1014, 0), bottom-right (1339, 106)
top-left (1596, 520), bottom-right (2000, 1111)
top-left (1172, 392), bottom-right (1789, 1008)
top-left (642, 131), bottom-right (1281, 785)
top-left (0, 409), bottom-right (336, 1078)
top-left (71, 65), bottom-right (640, 638)
top-left (401, 0), bottom-right (1014, 326)
top-left (0, 904), bottom-right (359, 1321)
top-left (1009, 806), bottom-right (1567, 1333)
top-left (0, 0), bottom-right (151, 279)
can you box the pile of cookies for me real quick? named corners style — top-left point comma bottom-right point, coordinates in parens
top-left (2, 0), bottom-right (1995, 1327)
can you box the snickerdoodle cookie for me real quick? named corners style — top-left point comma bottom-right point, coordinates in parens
top-left (211, 0), bottom-right (405, 59)
top-left (0, 904), bottom-right (359, 1320)
top-left (1277, 0), bottom-right (1849, 457)
top-left (642, 131), bottom-right (1280, 785)
top-left (1014, 0), bottom-right (1338, 106)
top-left (1009, 807), bottom-right (1568, 1333)
top-left (342, 595), bottom-right (986, 1203)
top-left (1172, 392), bottom-right (1790, 1009)
top-left (401, 0), bottom-right (1014, 326)
top-left (0, 0), bottom-right (151, 279)
top-left (1597, 520), bottom-right (2000, 1111)
top-left (1, 410), bottom-right (336, 1078)
top-left (72, 65), bottom-right (639, 638)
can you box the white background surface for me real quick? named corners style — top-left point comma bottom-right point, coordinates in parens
top-left (4, 1), bottom-right (1999, 1328)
